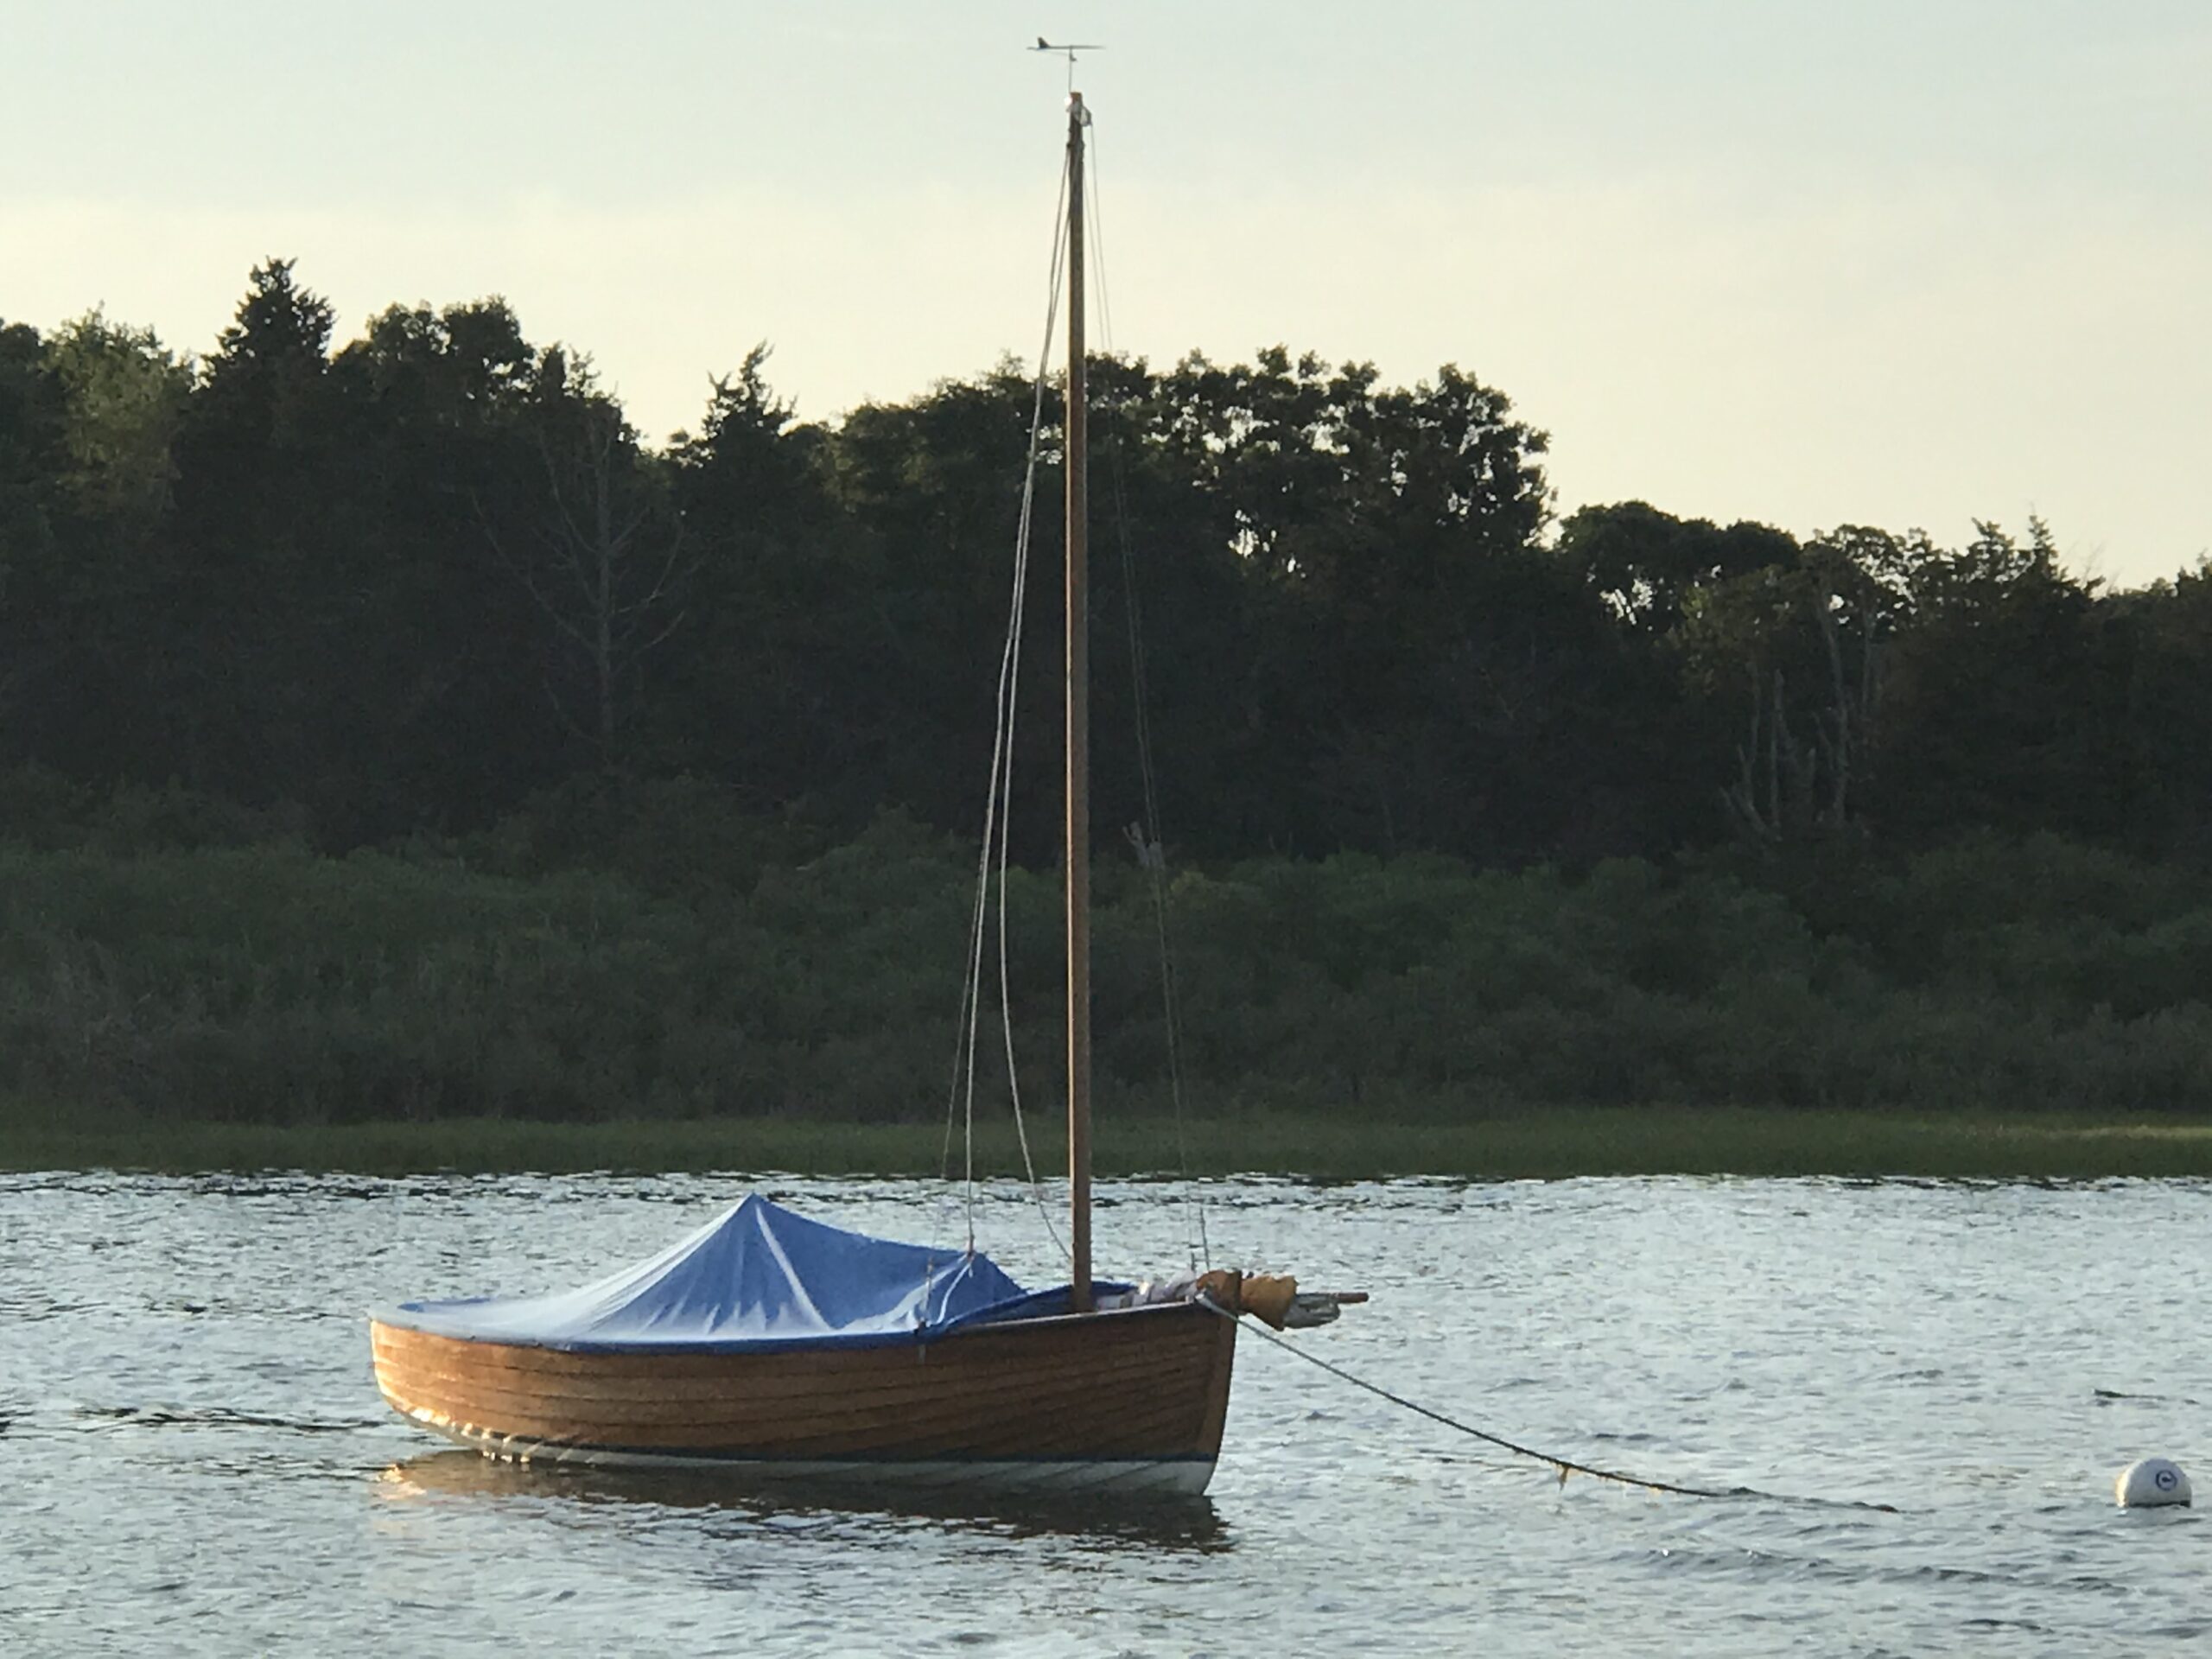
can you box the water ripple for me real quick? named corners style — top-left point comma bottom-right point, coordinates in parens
top-left (5, 1173), bottom-right (2210, 1655)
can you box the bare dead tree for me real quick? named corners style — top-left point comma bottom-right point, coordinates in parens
top-left (1721, 602), bottom-right (1883, 844)
top-left (480, 404), bottom-right (692, 771)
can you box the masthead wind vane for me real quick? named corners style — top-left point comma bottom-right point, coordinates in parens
top-left (1033, 36), bottom-right (1105, 88)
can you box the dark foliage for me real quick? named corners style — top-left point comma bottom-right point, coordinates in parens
top-left (4, 802), bottom-right (2212, 1128)
top-left (5, 268), bottom-right (2212, 1132)
top-left (7, 267), bottom-right (2205, 868)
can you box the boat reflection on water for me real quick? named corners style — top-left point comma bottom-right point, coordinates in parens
top-left (375, 1449), bottom-right (1231, 1551)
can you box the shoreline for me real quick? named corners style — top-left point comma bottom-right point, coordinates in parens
top-left (8, 1108), bottom-right (2212, 1180)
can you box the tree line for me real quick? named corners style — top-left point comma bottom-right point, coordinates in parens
top-left (4, 259), bottom-right (2210, 870)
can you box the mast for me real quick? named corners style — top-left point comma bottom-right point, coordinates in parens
top-left (1064, 91), bottom-right (1093, 1313)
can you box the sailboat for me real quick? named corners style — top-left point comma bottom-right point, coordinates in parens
top-left (369, 92), bottom-right (1356, 1496)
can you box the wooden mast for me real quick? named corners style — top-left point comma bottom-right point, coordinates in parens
top-left (1065, 91), bottom-right (1093, 1313)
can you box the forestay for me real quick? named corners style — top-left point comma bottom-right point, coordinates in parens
top-left (373, 1194), bottom-right (1063, 1352)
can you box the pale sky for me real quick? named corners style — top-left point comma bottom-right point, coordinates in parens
top-left (6, 1), bottom-right (2208, 585)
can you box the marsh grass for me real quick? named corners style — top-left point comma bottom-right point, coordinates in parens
top-left (10, 817), bottom-right (2212, 1176)
top-left (10, 1107), bottom-right (2212, 1179)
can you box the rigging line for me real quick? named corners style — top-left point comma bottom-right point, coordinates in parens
top-left (1086, 126), bottom-right (1210, 1271)
top-left (931, 722), bottom-right (997, 1257)
top-left (924, 959), bottom-right (979, 1283)
top-left (1108, 426), bottom-right (1204, 1268)
top-left (947, 835), bottom-right (991, 1253)
top-left (993, 142), bottom-right (1075, 1265)
top-left (939, 148), bottom-right (1071, 1262)
top-left (1082, 126), bottom-right (1116, 356)
top-left (937, 949), bottom-right (977, 1184)
top-left (947, 137), bottom-right (1077, 1267)
top-left (993, 226), bottom-right (1069, 1266)
top-left (1197, 1298), bottom-right (1903, 1513)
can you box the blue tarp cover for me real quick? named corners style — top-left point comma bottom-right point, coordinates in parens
top-left (376, 1195), bottom-right (1056, 1352)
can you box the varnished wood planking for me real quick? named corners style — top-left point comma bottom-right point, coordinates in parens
top-left (376, 1391), bottom-right (1217, 1456)
top-left (372, 1368), bottom-right (1217, 1444)
top-left (372, 1323), bottom-right (1214, 1402)
top-left (375, 1301), bottom-right (1219, 1379)
top-left (371, 1301), bottom-right (1236, 1466)
top-left (372, 1371), bottom-right (1218, 1449)
top-left (372, 1334), bottom-right (1214, 1418)
top-left (382, 1336), bottom-right (1238, 1451)
top-left (374, 1395), bottom-right (1214, 1459)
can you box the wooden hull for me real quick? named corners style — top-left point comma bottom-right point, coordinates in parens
top-left (370, 1300), bottom-right (1237, 1495)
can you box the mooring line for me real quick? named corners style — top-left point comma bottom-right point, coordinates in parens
top-left (1197, 1298), bottom-right (1900, 1513)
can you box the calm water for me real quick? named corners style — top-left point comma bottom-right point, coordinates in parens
top-left (4, 1172), bottom-right (2208, 1656)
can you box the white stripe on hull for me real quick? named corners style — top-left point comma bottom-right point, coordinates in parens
top-left (404, 1408), bottom-right (1217, 1495)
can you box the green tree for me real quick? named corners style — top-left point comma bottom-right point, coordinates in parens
top-left (321, 296), bottom-right (568, 830)
top-left (165, 259), bottom-right (344, 815)
top-left (2108, 562), bottom-right (2212, 857)
top-left (0, 320), bottom-right (55, 601)
top-left (1557, 500), bottom-right (1796, 635)
top-left (45, 310), bottom-right (190, 541)
top-left (0, 315), bottom-right (191, 783)
top-left (1870, 519), bottom-right (2110, 843)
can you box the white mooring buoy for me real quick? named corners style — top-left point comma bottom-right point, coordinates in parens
top-left (2115, 1458), bottom-right (2192, 1508)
